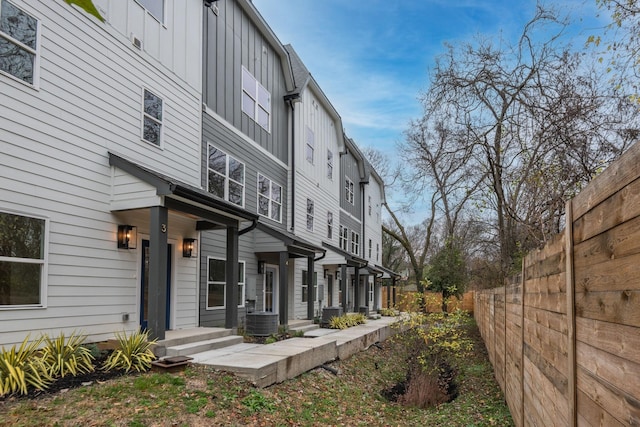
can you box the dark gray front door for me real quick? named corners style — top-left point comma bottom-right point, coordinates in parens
top-left (140, 240), bottom-right (172, 330)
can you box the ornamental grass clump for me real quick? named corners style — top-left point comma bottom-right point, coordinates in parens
top-left (41, 331), bottom-right (95, 378)
top-left (103, 329), bottom-right (157, 373)
top-left (328, 312), bottom-right (367, 329)
top-left (0, 335), bottom-right (52, 397)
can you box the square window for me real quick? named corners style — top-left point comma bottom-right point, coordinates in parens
top-left (327, 150), bottom-right (333, 179)
top-left (0, 211), bottom-right (46, 307)
top-left (242, 66), bottom-right (270, 132)
top-left (206, 258), bottom-right (245, 309)
top-left (327, 212), bottom-right (333, 239)
top-left (0, 1), bottom-right (39, 85)
top-left (257, 174), bottom-right (282, 222)
top-left (306, 199), bottom-right (314, 231)
top-left (306, 127), bottom-right (314, 163)
top-left (207, 144), bottom-right (245, 207)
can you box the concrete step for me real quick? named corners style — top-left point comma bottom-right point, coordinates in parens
top-left (292, 324), bottom-right (320, 335)
top-left (165, 335), bottom-right (244, 357)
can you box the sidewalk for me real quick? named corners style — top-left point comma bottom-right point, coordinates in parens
top-left (188, 316), bottom-right (399, 388)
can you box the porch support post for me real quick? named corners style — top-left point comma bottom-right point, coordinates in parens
top-left (340, 265), bottom-right (347, 311)
top-left (364, 275), bottom-right (370, 308)
top-left (148, 206), bottom-right (168, 341)
top-left (373, 277), bottom-right (379, 311)
top-left (278, 251), bottom-right (288, 326)
top-left (225, 224), bottom-right (239, 330)
top-left (307, 255), bottom-right (315, 320)
top-left (354, 267), bottom-right (360, 312)
top-left (386, 280), bottom-right (391, 308)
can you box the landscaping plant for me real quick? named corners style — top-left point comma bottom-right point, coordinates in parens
top-left (328, 312), bottom-right (367, 329)
top-left (102, 330), bottom-right (157, 373)
top-left (0, 335), bottom-right (52, 397)
top-left (41, 331), bottom-right (95, 378)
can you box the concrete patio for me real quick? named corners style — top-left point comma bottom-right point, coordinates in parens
top-left (156, 316), bottom-right (399, 388)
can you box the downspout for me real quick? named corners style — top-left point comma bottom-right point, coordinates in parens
top-left (238, 219), bottom-right (258, 236)
top-left (284, 94), bottom-right (299, 233)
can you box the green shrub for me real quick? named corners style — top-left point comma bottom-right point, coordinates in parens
top-left (41, 331), bottom-right (95, 378)
top-left (102, 330), bottom-right (156, 373)
top-left (0, 335), bottom-right (52, 397)
top-left (379, 307), bottom-right (397, 317)
top-left (328, 313), bottom-right (367, 329)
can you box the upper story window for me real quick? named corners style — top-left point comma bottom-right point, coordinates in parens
top-left (258, 174), bottom-right (282, 222)
top-left (345, 177), bottom-right (354, 205)
top-left (0, 210), bottom-right (47, 308)
top-left (208, 144), bottom-right (245, 207)
top-left (206, 258), bottom-right (245, 309)
top-left (368, 196), bottom-right (372, 216)
top-left (142, 89), bottom-right (163, 146)
top-left (368, 239), bottom-right (372, 258)
top-left (376, 243), bottom-right (380, 262)
top-left (306, 198), bottom-right (314, 231)
top-left (135, 0), bottom-right (164, 23)
top-left (242, 67), bottom-right (270, 132)
top-left (0, 0), bottom-right (39, 86)
top-left (327, 211), bottom-right (333, 239)
top-left (339, 225), bottom-right (348, 251)
top-left (305, 127), bottom-right (314, 164)
top-left (351, 231), bottom-right (360, 255)
top-left (327, 150), bottom-right (333, 179)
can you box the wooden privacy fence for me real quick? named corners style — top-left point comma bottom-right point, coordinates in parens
top-left (475, 142), bottom-right (640, 426)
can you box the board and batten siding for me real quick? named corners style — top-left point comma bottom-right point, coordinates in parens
top-left (364, 176), bottom-right (383, 264)
top-left (0, 0), bottom-right (201, 346)
top-left (203, 0), bottom-right (289, 163)
top-left (340, 151), bottom-right (362, 220)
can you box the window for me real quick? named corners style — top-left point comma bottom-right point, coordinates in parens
top-left (327, 150), bottom-right (333, 179)
top-left (327, 212), bottom-right (333, 239)
top-left (369, 279), bottom-right (374, 303)
top-left (135, 0), bottom-right (164, 22)
top-left (206, 258), bottom-right (245, 309)
top-left (142, 89), bottom-right (163, 146)
top-left (345, 177), bottom-right (354, 204)
top-left (0, 211), bottom-right (46, 307)
top-left (368, 196), bottom-right (372, 216)
top-left (242, 67), bottom-right (270, 131)
top-left (306, 198), bottom-right (314, 231)
top-left (305, 127), bottom-right (314, 163)
top-left (302, 270), bottom-right (317, 303)
top-left (351, 231), bottom-right (359, 255)
top-left (208, 144), bottom-right (245, 206)
top-left (369, 239), bottom-right (372, 258)
top-left (258, 174), bottom-right (282, 222)
top-left (339, 225), bottom-right (348, 251)
top-left (0, 1), bottom-right (39, 85)
top-left (376, 243), bottom-right (380, 262)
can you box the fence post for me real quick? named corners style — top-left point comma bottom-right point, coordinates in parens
top-left (565, 199), bottom-right (577, 427)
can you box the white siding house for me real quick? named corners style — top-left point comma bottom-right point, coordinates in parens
top-left (0, 0), bottom-right (204, 346)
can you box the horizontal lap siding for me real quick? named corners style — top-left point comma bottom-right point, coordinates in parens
top-left (0, 1), bottom-right (201, 346)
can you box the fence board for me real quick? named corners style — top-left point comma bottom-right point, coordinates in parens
top-left (575, 290), bottom-right (640, 327)
top-left (577, 389), bottom-right (625, 427)
top-left (573, 214), bottom-right (640, 270)
top-left (577, 366), bottom-right (640, 425)
top-left (576, 317), bottom-right (640, 366)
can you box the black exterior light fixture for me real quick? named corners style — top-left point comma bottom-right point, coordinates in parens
top-left (183, 238), bottom-right (197, 258)
top-left (258, 261), bottom-right (265, 274)
top-left (117, 225), bottom-right (137, 249)
top-left (203, 0), bottom-right (218, 8)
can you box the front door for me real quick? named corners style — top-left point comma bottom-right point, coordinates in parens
top-left (140, 240), bottom-right (172, 331)
top-left (264, 266), bottom-right (278, 313)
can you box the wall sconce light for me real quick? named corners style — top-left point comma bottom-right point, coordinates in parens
top-left (258, 261), bottom-right (265, 274)
top-left (117, 225), bottom-right (137, 249)
top-left (183, 238), bottom-right (197, 258)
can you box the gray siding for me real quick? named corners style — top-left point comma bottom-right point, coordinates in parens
top-left (203, 0), bottom-right (288, 162)
top-left (202, 114), bottom-right (288, 232)
top-left (340, 152), bottom-right (362, 219)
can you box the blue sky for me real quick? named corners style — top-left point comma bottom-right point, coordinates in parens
top-left (252, 0), bottom-right (603, 160)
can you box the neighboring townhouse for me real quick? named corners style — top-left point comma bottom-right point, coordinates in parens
top-left (362, 163), bottom-right (386, 311)
top-left (0, 0), bottom-right (227, 345)
top-left (200, 0), bottom-right (324, 330)
top-left (284, 44), bottom-right (346, 320)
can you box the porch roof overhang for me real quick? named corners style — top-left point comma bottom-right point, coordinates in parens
top-left (255, 222), bottom-right (325, 258)
top-left (322, 242), bottom-right (368, 268)
top-left (375, 264), bottom-right (401, 280)
top-left (109, 153), bottom-right (258, 226)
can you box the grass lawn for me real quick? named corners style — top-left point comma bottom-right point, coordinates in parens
top-left (0, 319), bottom-right (513, 426)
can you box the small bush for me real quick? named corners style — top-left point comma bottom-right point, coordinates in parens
top-left (0, 335), bottom-right (52, 397)
top-left (103, 330), bottom-right (156, 373)
top-left (328, 313), bottom-right (367, 329)
top-left (41, 332), bottom-right (95, 378)
top-left (379, 307), bottom-right (397, 317)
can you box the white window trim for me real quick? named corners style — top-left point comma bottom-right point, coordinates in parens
top-left (306, 198), bottom-right (314, 232)
top-left (339, 225), bottom-right (348, 251)
top-left (0, 1), bottom-right (41, 89)
top-left (134, 0), bottom-right (165, 24)
top-left (345, 177), bottom-right (354, 205)
top-left (351, 231), bottom-right (360, 255)
top-left (257, 173), bottom-right (283, 223)
top-left (141, 87), bottom-right (164, 148)
top-left (0, 209), bottom-right (48, 310)
top-left (207, 143), bottom-right (246, 207)
top-left (327, 211), bottom-right (333, 239)
top-left (306, 126), bottom-right (314, 164)
top-left (242, 66), bottom-right (271, 132)
top-left (205, 257), bottom-right (245, 310)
